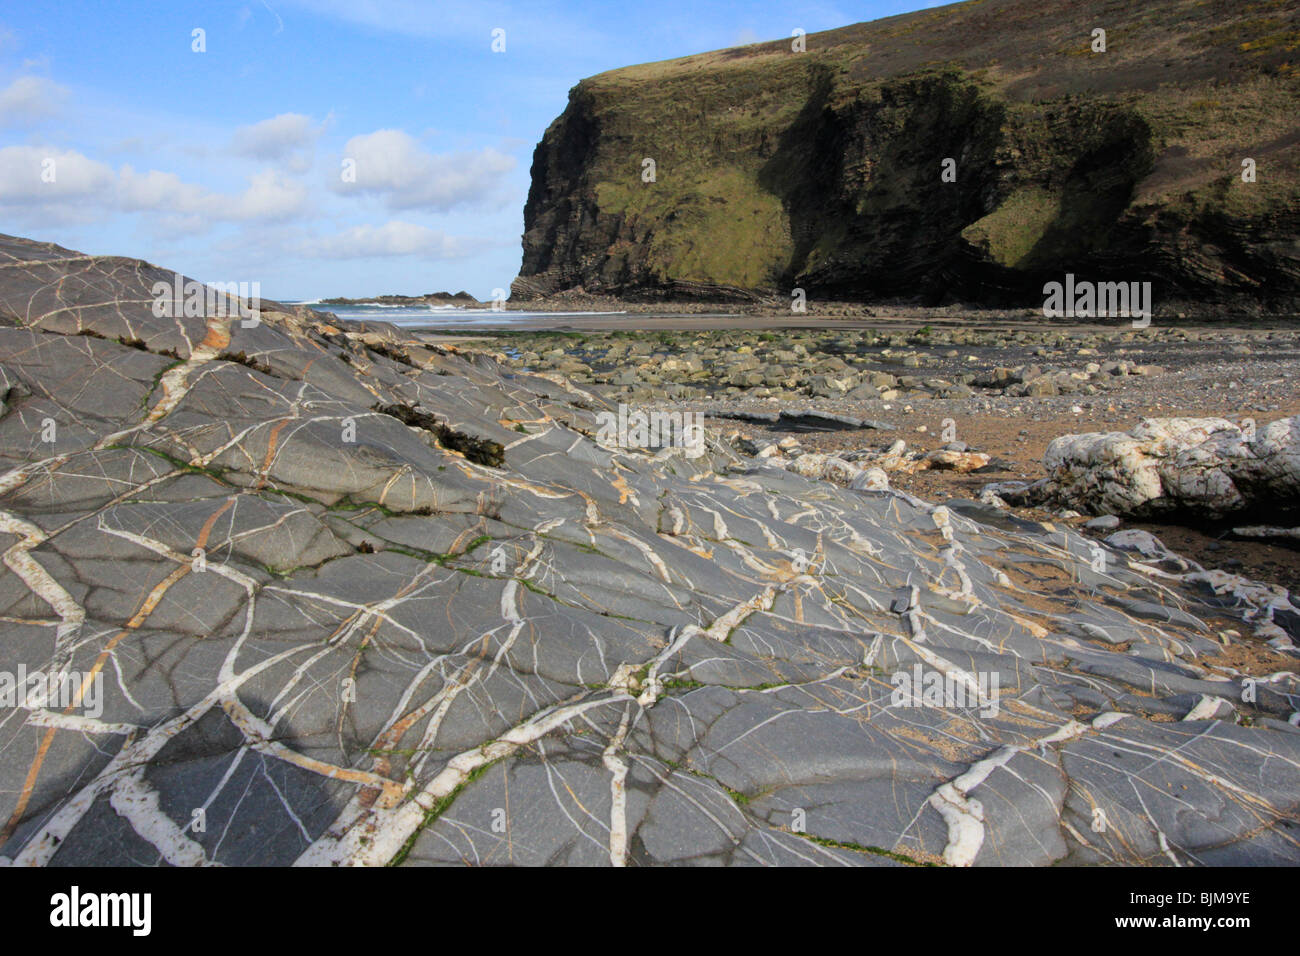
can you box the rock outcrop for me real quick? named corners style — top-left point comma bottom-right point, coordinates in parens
top-left (0, 234), bottom-right (1298, 866)
top-left (1006, 417), bottom-right (1300, 520)
top-left (515, 0), bottom-right (1300, 309)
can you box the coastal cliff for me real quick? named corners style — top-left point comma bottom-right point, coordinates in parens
top-left (514, 0), bottom-right (1300, 309)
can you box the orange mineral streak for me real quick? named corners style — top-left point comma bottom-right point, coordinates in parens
top-left (0, 496), bottom-right (236, 845)
top-left (339, 567), bottom-right (448, 807)
top-left (220, 698), bottom-right (404, 806)
top-left (611, 472), bottom-right (634, 505)
top-left (199, 320), bottom-right (231, 353)
top-left (255, 418), bottom-right (294, 490)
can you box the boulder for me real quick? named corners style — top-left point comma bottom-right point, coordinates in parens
top-left (1021, 417), bottom-right (1300, 519)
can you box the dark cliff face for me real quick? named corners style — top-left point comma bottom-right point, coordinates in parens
top-left (517, 87), bottom-right (603, 294)
top-left (514, 0), bottom-right (1300, 310)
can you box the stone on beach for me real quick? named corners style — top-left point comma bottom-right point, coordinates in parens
top-left (1008, 416), bottom-right (1300, 519)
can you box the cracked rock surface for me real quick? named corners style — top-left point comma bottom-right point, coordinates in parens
top-left (0, 234), bottom-right (1297, 867)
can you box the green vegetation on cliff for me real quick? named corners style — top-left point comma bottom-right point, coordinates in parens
top-left (515, 0), bottom-right (1300, 309)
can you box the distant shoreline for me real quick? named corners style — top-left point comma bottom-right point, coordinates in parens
top-left (359, 309), bottom-right (1300, 335)
top-left (304, 296), bottom-right (1300, 332)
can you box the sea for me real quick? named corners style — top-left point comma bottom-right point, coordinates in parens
top-left (287, 301), bottom-right (630, 329)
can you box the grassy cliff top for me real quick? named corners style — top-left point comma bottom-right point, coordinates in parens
top-left (566, 0), bottom-right (1300, 210)
top-left (589, 0), bottom-right (1300, 99)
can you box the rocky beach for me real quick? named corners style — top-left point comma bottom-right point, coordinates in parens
top-left (454, 321), bottom-right (1300, 588)
top-left (0, 233), bottom-right (1297, 867)
top-left (3, 0), bottom-right (1300, 884)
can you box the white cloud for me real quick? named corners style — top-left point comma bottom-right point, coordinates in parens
top-left (232, 112), bottom-right (320, 159)
top-left (118, 165), bottom-right (212, 213)
top-left (119, 165), bottom-right (309, 221)
top-left (0, 75), bottom-right (69, 126)
top-left (0, 146), bottom-right (114, 202)
top-left (230, 168), bottom-right (310, 219)
top-left (298, 221), bottom-right (483, 259)
top-left (0, 146), bottom-right (116, 226)
top-left (334, 129), bottom-right (514, 211)
top-left (0, 148), bottom-right (310, 228)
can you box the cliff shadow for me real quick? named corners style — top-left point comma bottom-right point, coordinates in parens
top-left (758, 67), bottom-right (1008, 302)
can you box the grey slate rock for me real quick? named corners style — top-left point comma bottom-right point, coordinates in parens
top-left (0, 233), bottom-right (1295, 868)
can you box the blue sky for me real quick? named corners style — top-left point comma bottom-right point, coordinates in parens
top-left (2, 0), bottom-right (947, 299)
